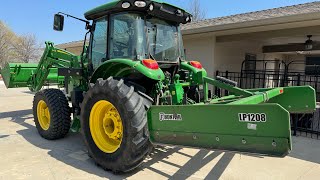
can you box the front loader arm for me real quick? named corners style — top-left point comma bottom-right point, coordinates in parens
top-left (28, 41), bottom-right (80, 92)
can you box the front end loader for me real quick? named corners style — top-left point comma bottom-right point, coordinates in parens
top-left (0, 0), bottom-right (316, 173)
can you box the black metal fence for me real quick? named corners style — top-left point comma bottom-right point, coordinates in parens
top-left (215, 60), bottom-right (320, 139)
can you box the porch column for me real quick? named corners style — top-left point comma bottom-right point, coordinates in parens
top-left (211, 35), bottom-right (216, 78)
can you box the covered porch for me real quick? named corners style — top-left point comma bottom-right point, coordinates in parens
top-left (182, 5), bottom-right (320, 139)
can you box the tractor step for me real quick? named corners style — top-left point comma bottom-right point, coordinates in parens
top-left (147, 103), bottom-right (292, 157)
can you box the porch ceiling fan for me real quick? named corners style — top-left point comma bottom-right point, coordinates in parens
top-left (287, 35), bottom-right (320, 50)
top-left (263, 35), bottom-right (320, 53)
top-left (305, 35), bottom-right (313, 50)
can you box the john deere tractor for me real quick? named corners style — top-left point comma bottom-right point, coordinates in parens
top-left (0, 0), bottom-right (316, 173)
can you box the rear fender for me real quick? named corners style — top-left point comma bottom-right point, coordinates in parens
top-left (180, 61), bottom-right (207, 84)
top-left (90, 59), bottom-right (165, 83)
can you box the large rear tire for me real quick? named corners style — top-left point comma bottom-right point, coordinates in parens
top-left (33, 89), bottom-right (71, 140)
top-left (81, 77), bottom-right (153, 173)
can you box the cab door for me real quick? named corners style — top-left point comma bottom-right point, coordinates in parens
top-left (90, 16), bottom-right (108, 70)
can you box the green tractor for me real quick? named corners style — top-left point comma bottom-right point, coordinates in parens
top-left (0, 0), bottom-right (317, 173)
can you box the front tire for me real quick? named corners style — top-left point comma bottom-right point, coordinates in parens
top-left (81, 77), bottom-right (153, 173)
top-left (33, 89), bottom-right (71, 140)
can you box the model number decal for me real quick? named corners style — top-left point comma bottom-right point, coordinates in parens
top-left (159, 112), bottom-right (182, 121)
top-left (238, 113), bottom-right (267, 122)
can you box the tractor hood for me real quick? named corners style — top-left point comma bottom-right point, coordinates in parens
top-left (84, 0), bottom-right (192, 24)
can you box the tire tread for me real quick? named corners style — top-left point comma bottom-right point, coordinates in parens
top-left (33, 89), bottom-right (71, 140)
top-left (81, 77), bottom-right (153, 173)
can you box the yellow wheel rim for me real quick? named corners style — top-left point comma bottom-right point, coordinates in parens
top-left (37, 100), bottom-right (51, 130)
top-left (89, 100), bottom-right (123, 153)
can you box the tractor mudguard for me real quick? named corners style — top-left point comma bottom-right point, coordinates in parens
top-left (147, 103), bottom-right (292, 157)
top-left (90, 59), bottom-right (165, 83)
top-left (180, 61), bottom-right (207, 84)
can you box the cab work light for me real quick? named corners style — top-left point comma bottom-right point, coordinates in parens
top-left (122, 2), bottom-right (131, 8)
top-left (134, 1), bottom-right (146, 8)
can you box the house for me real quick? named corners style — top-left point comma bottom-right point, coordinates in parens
top-left (56, 40), bottom-right (86, 56)
top-left (182, 2), bottom-right (320, 97)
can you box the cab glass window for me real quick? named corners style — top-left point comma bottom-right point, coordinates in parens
top-left (91, 17), bottom-right (108, 69)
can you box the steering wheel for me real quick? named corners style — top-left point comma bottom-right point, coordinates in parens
top-left (150, 43), bottom-right (163, 48)
top-left (114, 41), bottom-right (127, 50)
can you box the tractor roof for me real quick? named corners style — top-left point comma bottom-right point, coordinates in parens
top-left (84, 0), bottom-right (190, 23)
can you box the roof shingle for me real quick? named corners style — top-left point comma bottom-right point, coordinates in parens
top-left (182, 1), bottom-right (320, 31)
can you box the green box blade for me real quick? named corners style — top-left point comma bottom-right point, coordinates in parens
top-left (148, 103), bottom-right (291, 157)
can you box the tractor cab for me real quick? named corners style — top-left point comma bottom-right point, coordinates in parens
top-left (83, 0), bottom-right (192, 69)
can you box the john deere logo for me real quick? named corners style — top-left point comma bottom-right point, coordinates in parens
top-left (159, 112), bottom-right (182, 121)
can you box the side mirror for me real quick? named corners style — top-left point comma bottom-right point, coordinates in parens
top-left (53, 14), bottom-right (64, 31)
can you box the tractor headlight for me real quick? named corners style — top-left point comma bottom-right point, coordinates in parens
top-left (134, 1), bottom-right (146, 8)
top-left (122, 2), bottom-right (131, 8)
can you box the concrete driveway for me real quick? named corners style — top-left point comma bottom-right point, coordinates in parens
top-left (0, 83), bottom-right (320, 180)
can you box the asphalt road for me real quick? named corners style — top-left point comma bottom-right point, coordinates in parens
top-left (0, 83), bottom-right (320, 180)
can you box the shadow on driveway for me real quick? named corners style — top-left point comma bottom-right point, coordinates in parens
top-left (288, 135), bottom-right (320, 165)
top-left (2, 109), bottom-right (293, 179)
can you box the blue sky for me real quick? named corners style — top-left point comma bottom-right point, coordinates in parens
top-left (0, 0), bottom-right (317, 45)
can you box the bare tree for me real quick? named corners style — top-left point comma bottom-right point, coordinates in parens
top-left (11, 34), bottom-right (41, 63)
top-left (0, 21), bottom-right (41, 66)
top-left (0, 21), bottom-right (15, 66)
top-left (188, 0), bottom-right (206, 21)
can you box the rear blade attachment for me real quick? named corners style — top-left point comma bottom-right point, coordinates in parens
top-left (147, 75), bottom-right (317, 157)
top-left (148, 103), bottom-right (291, 157)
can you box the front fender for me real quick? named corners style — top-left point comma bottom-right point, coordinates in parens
top-left (90, 59), bottom-right (165, 83)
